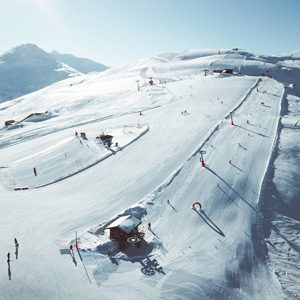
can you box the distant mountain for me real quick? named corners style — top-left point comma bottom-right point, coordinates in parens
top-left (50, 50), bottom-right (108, 74)
top-left (0, 44), bottom-right (108, 102)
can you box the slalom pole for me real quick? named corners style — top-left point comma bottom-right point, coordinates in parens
top-left (75, 231), bottom-right (78, 250)
top-left (199, 150), bottom-right (206, 167)
top-left (230, 112), bottom-right (234, 125)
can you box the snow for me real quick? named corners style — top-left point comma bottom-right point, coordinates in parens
top-left (0, 48), bottom-right (299, 299)
top-left (51, 50), bottom-right (108, 74)
top-left (54, 62), bottom-right (83, 77)
top-left (0, 44), bottom-right (108, 102)
top-left (107, 215), bottom-right (141, 234)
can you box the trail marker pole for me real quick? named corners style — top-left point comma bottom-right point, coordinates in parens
top-left (75, 231), bottom-right (78, 250)
top-left (230, 111), bottom-right (234, 125)
top-left (199, 150), bottom-right (206, 167)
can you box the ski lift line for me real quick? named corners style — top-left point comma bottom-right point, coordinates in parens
top-left (224, 78), bottom-right (260, 120)
top-left (0, 107), bottom-right (156, 151)
top-left (22, 127), bottom-right (150, 189)
top-left (186, 78), bottom-right (261, 165)
top-left (77, 79), bottom-right (271, 250)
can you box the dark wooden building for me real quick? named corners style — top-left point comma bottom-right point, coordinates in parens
top-left (96, 134), bottom-right (113, 147)
top-left (106, 215), bottom-right (142, 240)
top-left (4, 119), bottom-right (16, 126)
top-left (213, 69), bottom-right (223, 74)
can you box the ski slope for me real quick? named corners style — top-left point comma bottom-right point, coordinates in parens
top-left (0, 49), bottom-right (299, 300)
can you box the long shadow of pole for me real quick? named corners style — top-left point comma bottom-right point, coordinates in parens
top-left (167, 200), bottom-right (177, 212)
top-left (76, 247), bottom-right (92, 284)
top-left (194, 209), bottom-right (225, 237)
top-left (217, 184), bottom-right (240, 208)
top-left (235, 124), bottom-right (268, 138)
top-left (206, 167), bottom-right (257, 212)
top-left (149, 228), bottom-right (160, 238)
top-left (70, 250), bottom-right (77, 267)
top-left (229, 161), bottom-right (244, 173)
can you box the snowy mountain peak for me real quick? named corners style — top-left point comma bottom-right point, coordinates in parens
top-left (0, 44), bottom-right (108, 102)
top-left (0, 44), bottom-right (54, 65)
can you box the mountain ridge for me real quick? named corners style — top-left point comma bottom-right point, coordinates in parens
top-left (0, 43), bottom-right (108, 102)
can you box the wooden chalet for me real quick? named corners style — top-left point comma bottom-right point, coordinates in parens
top-left (106, 215), bottom-right (142, 240)
top-left (4, 119), bottom-right (16, 126)
top-left (96, 134), bottom-right (113, 147)
top-left (80, 132), bottom-right (87, 139)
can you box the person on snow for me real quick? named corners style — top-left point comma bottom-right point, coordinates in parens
top-left (14, 238), bottom-right (19, 260)
top-left (148, 222), bottom-right (151, 230)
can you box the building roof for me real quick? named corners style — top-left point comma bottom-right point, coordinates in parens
top-left (97, 134), bottom-right (113, 141)
top-left (106, 215), bottom-right (142, 234)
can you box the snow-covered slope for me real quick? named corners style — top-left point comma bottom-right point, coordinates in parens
top-left (0, 44), bottom-right (108, 102)
top-left (0, 48), bottom-right (299, 300)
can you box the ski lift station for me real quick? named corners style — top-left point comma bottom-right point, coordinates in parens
top-left (106, 215), bottom-right (142, 240)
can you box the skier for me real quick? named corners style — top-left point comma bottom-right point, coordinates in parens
top-left (69, 244), bottom-right (73, 252)
top-left (246, 120), bottom-right (249, 124)
top-left (148, 222), bottom-right (151, 230)
top-left (14, 238), bottom-right (19, 260)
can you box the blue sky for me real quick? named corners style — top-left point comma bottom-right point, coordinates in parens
top-left (1, 0), bottom-right (300, 66)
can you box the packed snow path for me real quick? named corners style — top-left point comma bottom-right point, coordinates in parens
top-left (75, 77), bottom-right (285, 299)
top-left (0, 75), bottom-right (285, 299)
